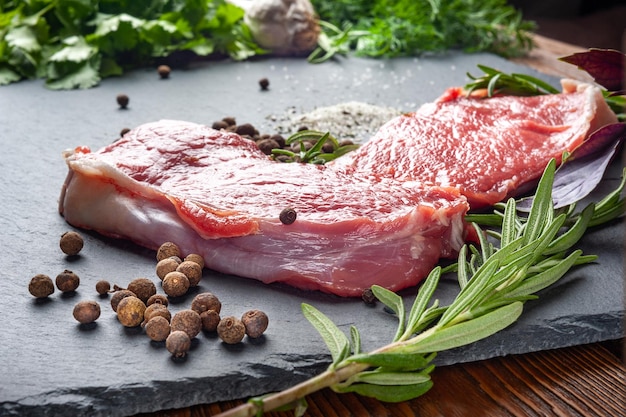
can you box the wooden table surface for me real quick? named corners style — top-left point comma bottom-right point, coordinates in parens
top-left (136, 35), bottom-right (626, 417)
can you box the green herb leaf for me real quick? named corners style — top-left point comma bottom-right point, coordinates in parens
top-left (301, 303), bottom-right (350, 366)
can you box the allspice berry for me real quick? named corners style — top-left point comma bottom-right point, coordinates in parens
top-left (156, 257), bottom-right (180, 280)
top-left (156, 242), bottom-right (181, 262)
top-left (259, 77), bottom-right (269, 90)
top-left (60, 231), bottom-right (83, 256)
top-left (127, 277), bottom-right (156, 303)
top-left (190, 292), bottom-right (222, 315)
top-left (142, 303), bottom-right (171, 325)
top-left (147, 294), bottom-right (169, 307)
top-left (170, 309), bottom-right (202, 339)
top-left (145, 316), bottom-right (171, 342)
top-left (176, 261), bottom-right (202, 287)
top-left (184, 253), bottom-right (205, 269)
top-left (116, 295), bottom-right (146, 327)
top-left (110, 289), bottom-right (136, 312)
top-left (166, 330), bottom-right (191, 358)
top-left (241, 310), bottom-right (269, 339)
top-left (200, 310), bottom-right (220, 332)
top-left (95, 280), bottom-right (111, 295)
top-left (28, 274), bottom-right (55, 298)
top-left (162, 271), bottom-right (189, 298)
top-left (157, 65), bottom-right (171, 79)
top-left (73, 300), bottom-right (101, 324)
top-left (217, 316), bottom-right (246, 344)
top-left (55, 270), bottom-right (80, 292)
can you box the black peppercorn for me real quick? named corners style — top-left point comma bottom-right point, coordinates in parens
top-left (279, 208), bottom-right (297, 225)
top-left (362, 288), bottom-right (377, 306)
top-left (116, 93), bottom-right (129, 109)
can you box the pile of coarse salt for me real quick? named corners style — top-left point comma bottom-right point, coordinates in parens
top-left (269, 101), bottom-right (402, 143)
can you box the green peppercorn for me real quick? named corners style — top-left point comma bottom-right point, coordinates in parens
top-left (55, 270), bottom-right (80, 292)
top-left (73, 300), bottom-right (101, 324)
top-left (28, 274), bottom-right (55, 298)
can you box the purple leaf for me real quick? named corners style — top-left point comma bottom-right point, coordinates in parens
top-left (517, 123), bottom-right (626, 211)
top-left (560, 49), bottom-right (624, 91)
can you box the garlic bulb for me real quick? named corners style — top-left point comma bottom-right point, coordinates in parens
top-left (230, 0), bottom-right (320, 55)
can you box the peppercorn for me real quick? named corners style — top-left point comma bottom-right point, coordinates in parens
top-left (142, 303), bottom-right (171, 326)
top-left (59, 231), bottom-right (83, 256)
top-left (28, 274), bottom-right (55, 298)
top-left (116, 295), bottom-right (146, 327)
top-left (156, 257), bottom-right (180, 281)
top-left (217, 316), bottom-right (246, 344)
top-left (147, 294), bottom-right (169, 307)
top-left (170, 309), bottom-right (202, 339)
top-left (279, 208), bottom-right (297, 225)
top-left (95, 280), bottom-right (111, 296)
top-left (222, 116), bottom-right (236, 126)
top-left (212, 120), bottom-right (229, 130)
top-left (145, 316), bottom-right (171, 342)
top-left (116, 93), bottom-right (129, 109)
top-left (156, 242), bottom-right (181, 262)
top-left (200, 310), bottom-right (221, 332)
top-left (184, 253), bottom-right (205, 269)
top-left (259, 77), bottom-right (269, 90)
top-left (361, 288), bottom-right (377, 306)
top-left (73, 300), bottom-right (101, 324)
top-left (235, 123), bottom-right (256, 137)
top-left (176, 261), bottom-right (202, 287)
top-left (241, 310), bottom-right (269, 339)
top-left (269, 134), bottom-right (286, 148)
top-left (256, 138), bottom-right (280, 155)
top-left (157, 65), bottom-right (171, 79)
top-left (120, 127), bottom-right (130, 137)
top-left (166, 330), bottom-right (191, 358)
top-left (339, 139), bottom-right (354, 147)
top-left (322, 140), bottom-right (335, 153)
top-left (110, 289), bottom-right (136, 312)
top-left (162, 271), bottom-right (190, 297)
top-left (190, 292), bottom-right (222, 315)
top-left (55, 270), bottom-right (80, 292)
top-left (127, 277), bottom-right (156, 303)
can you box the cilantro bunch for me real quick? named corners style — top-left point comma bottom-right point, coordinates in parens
top-left (0, 0), bottom-right (264, 89)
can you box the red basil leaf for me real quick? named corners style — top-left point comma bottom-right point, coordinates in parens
top-left (518, 123), bottom-right (626, 211)
top-left (559, 49), bottom-right (624, 91)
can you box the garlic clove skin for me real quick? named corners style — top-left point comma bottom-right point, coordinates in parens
top-left (230, 0), bottom-right (320, 55)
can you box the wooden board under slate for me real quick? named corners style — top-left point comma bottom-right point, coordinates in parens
top-left (0, 53), bottom-right (623, 417)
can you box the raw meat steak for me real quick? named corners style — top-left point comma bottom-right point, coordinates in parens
top-left (333, 79), bottom-right (617, 207)
top-left (59, 120), bottom-right (468, 296)
top-left (58, 79), bottom-right (616, 297)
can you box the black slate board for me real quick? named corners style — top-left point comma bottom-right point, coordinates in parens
top-left (0, 53), bottom-right (623, 417)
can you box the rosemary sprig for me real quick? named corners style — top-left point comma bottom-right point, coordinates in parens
top-left (214, 159), bottom-right (625, 417)
top-left (271, 130), bottom-right (360, 164)
top-left (465, 64), bottom-right (560, 97)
